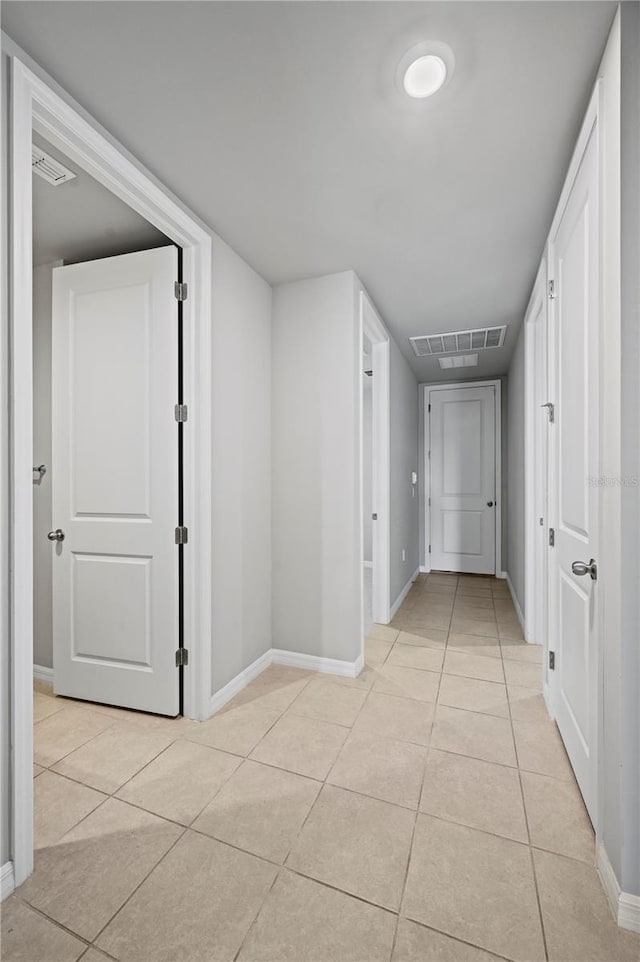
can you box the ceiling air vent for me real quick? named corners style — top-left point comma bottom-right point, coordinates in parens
top-left (32, 145), bottom-right (76, 186)
top-left (409, 325), bottom-right (507, 358)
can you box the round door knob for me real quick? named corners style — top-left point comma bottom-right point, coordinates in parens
top-left (487, 501), bottom-right (494, 507)
top-left (47, 529), bottom-right (65, 542)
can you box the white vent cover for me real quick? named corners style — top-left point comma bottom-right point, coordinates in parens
top-left (409, 326), bottom-right (506, 357)
top-left (32, 145), bottom-right (76, 186)
top-left (438, 353), bottom-right (478, 370)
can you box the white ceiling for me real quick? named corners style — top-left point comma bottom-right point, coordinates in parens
top-left (4, 1), bottom-right (616, 379)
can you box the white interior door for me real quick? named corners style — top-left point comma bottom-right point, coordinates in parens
top-left (548, 123), bottom-right (600, 823)
top-left (51, 246), bottom-right (180, 716)
top-left (429, 386), bottom-right (496, 574)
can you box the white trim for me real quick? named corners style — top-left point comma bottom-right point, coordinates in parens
top-left (422, 379), bottom-right (502, 576)
top-left (272, 649), bottom-right (363, 678)
top-left (33, 665), bottom-right (53, 686)
top-left (207, 650), bottom-right (273, 717)
top-left (504, 572), bottom-right (526, 633)
top-left (597, 842), bottom-right (640, 933)
top-left (9, 55), bottom-right (213, 888)
top-left (419, 565), bottom-right (430, 574)
top-left (390, 568), bottom-right (420, 620)
top-left (363, 560), bottom-right (373, 569)
top-left (1, 862), bottom-right (15, 901)
top-left (496, 571), bottom-right (507, 580)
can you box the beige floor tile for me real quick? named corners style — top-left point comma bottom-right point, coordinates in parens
top-left (34, 691), bottom-right (65, 723)
top-left (117, 739), bottom-right (240, 824)
top-left (368, 623), bottom-right (400, 642)
top-left (508, 685), bottom-right (549, 723)
top-left (521, 770), bottom-right (594, 862)
top-left (34, 706), bottom-right (115, 768)
top-left (287, 784), bottom-right (414, 910)
top-left (250, 711), bottom-right (348, 779)
top-left (512, 718), bottom-right (573, 780)
top-left (443, 650), bottom-right (505, 683)
top-left (533, 848), bottom-right (640, 962)
top-left (184, 703), bottom-right (281, 756)
top-left (365, 637), bottom-right (394, 668)
top-left (450, 616), bottom-right (498, 638)
top-left (431, 706), bottom-right (516, 766)
top-left (0, 896), bottom-right (86, 962)
top-left (34, 770), bottom-right (106, 850)
top-left (333, 664), bottom-right (380, 690)
top-left (33, 763), bottom-right (44, 778)
top-left (403, 815), bottom-right (545, 962)
top-left (34, 679), bottom-right (54, 695)
top-left (226, 673), bottom-right (310, 713)
top-left (399, 608), bottom-right (452, 630)
top-left (97, 830), bottom-right (277, 962)
top-left (52, 724), bottom-right (174, 794)
top-left (503, 659), bottom-right (543, 691)
top-left (193, 759), bottom-right (320, 863)
top-left (354, 691), bottom-right (434, 746)
top-left (420, 749), bottom-right (527, 841)
top-left (78, 951), bottom-right (114, 962)
top-left (438, 674), bottom-right (509, 718)
top-left (288, 676), bottom-right (367, 727)
top-left (373, 663), bottom-right (440, 703)
top-left (456, 584), bottom-right (492, 597)
top-left (387, 643), bottom-right (444, 672)
top-left (446, 632), bottom-right (502, 659)
top-left (498, 623), bottom-right (526, 642)
top-left (392, 918), bottom-right (502, 961)
top-left (396, 628), bottom-right (448, 649)
top-left (501, 639), bottom-right (543, 664)
top-left (18, 797), bottom-right (181, 941)
top-left (452, 603), bottom-right (497, 622)
top-left (237, 870), bottom-right (396, 962)
top-left (420, 586), bottom-right (456, 602)
top-left (327, 729), bottom-right (427, 809)
top-left (452, 594), bottom-right (495, 610)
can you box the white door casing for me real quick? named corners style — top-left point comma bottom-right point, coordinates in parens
top-left (429, 385), bottom-right (497, 575)
top-left (52, 246), bottom-right (180, 715)
top-left (548, 117), bottom-right (600, 824)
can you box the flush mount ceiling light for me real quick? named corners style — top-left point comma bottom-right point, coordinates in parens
top-left (397, 41), bottom-right (455, 101)
top-left (438, 354), bottom-right (478, 370)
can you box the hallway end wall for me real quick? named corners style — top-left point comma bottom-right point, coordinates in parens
top-left (506, 328), bottom-right (526, 613)
top-left (390, 342), bottom-right (419, 605)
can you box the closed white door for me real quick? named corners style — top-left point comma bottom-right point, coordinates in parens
top-left (548, 122), bottom-right (600, 823)
top-left (51, 246), bottom-right (180, 716)
top-left (429, 385), bottom-right (496, 574)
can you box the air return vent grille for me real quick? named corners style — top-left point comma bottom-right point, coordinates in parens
top-left (32, 145), bottom-right (76, 186)
top-left (409, 326), bottom-right (507, 358)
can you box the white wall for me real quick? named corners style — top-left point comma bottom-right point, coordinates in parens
top-left (506, 329), bottom-right (526, 612)
top-left (362, 374), bottom-right (373, 563)
top-left (389, 340), bottom-right (419, 603)
top-left (1, 49), bottom-right (11, 870)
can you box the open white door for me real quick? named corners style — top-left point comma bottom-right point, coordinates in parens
top-left (51, 246), bottom-right (180, 716)
top-left (429, 385), bottom-right (496, 574)
top-left (548, 121), bottom-right (600, 823)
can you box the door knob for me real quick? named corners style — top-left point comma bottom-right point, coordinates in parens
top-left (47, 529), bottom-right (65, 542)
top-left (487, 501), bottom-right (494, 507)
top-left (571, 559), bottom-right (597, 581)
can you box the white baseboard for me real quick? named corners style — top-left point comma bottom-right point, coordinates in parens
top-left (597, 841), bottom-right (640, 932)
top-left (389, 567), bottom-right (420, 620)
top-left (1, 861), bottom-right (15, 901)
top-left (496, 570), bottom-right (507, 580)
top-left (419, 565), bottom-right (430, 574)
top-left (33, 664), bottom-right (53, 685)
top-left (504, 572), bottom-right (526, 633)
top-left (272, 649), bottom-right (363, 678)
top-left (208, 649), bottom-right (273, 716)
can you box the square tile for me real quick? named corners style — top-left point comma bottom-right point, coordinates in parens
top-left (373, 664), bottom-right (439, 703)
top-left (392, 919), bottom-right (501, 962)
top-left (453, 594), bottom-right (495, 610)
top-left (192, 759), bottom-right (320, 863)
top-left (34, 706), bottom-right (115, 768)
top-left (456, 583), bottom-right (492, 597)
top-left (237, 870), bottom-right (396, 962)
top-left (450, 617), bottom-right (498, 638)
top-left (0, 897), bottom-right (86, 962)
top-left (503, 659), bottom-right (543, 691)
top-left (228, 667), bottom-right (311, 712)
top-left (512, 719), bottom-right (573, 780)
top-left (354, 691), bottom-right (434, 746)
top-left (289, 677), bottom-right (367, 727)
top-left (431, 706), bottom-right (516, 766)
top-left (387, 643), bottom-right (444, 672)
top-left (97, 830), bottom-right (277, 962)
top-left (443, 650), bottom-right (504, 683)
top-left (508, 686), bottom-right (550, 723)
top-left (521, 770), bottom-right (594, 862)
top-left (446, 632), bottom-right (501, 659)
top-left (533, 848), bottom-right (640, 962)
top-left (498, 622), bottom-right (526, 642)
top-left (501, 640), bottom-right (543, 664)
top-left (401, 608), bottom-right (452, 630)
top-left (452, 604), bottom-right (496, 623)
top-left (117, 740), bottom-right (241, 824)
top-left (396, 628), bottom-right (448, 649)
top-left (18, 797), bottom-right (181, 940)
top-left (438, 674), bottom-right (509, 717)
top-left (250, 711), bottom-right (348, 779)
top-left (286, 784), bottom-right (414, 910)
top-left (34, 770), bottom-right (106, 850)
top-left (403, 815), bottom-right (545, 961)
top-left (365, 637), bottom-right (393, 668)
top-left (420, 749), bottom-right (527, 841)
top-left (52, 724), bottom-right (174, 794)
top-left (328, 730), bottom-right (427, 809)
top-left (34, 691), bottom-right (64, 723)
top-left (368, 624), bottom-right (399, 643)
top-left (184, 704), bottom-right (281, 756)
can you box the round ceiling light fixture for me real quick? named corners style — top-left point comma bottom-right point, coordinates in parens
top-left (403, 55), bottom-right (447, 99)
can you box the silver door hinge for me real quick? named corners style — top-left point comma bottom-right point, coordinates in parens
top-left (428, 450), bottom-right (431, 459)
top-left (548, 527), bottom-right (555, 547)
top-left (541, 402), bottom-right (555, 423)
top-left (548, 651), bottom-right (555, 670)
top-left (428, 544), bottom-right (431, 553)
top-left (428, 403), bottom-right (431, 412)
top-left (174, 281), bottom-right (188, 301)
top-left (428, 497), bottom-right (431, 506)
top-left (548, 280), bottom-right (556, 300)
top-left (175, 648), bottom-right (189, 667)
top-left (175, 526), bottom-right (189, 545)
top-left (174, 404), bottom-right (188, 423)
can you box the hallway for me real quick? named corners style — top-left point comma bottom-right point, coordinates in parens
top-left (3, 574), bottom-right (639, 961)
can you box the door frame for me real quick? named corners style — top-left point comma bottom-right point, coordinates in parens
top-left (423, 379), bottom-right (502, 576)
top-left (359, 290), bottom-right (390, 638)
top-left (9, 57), bottom-right (213, 886)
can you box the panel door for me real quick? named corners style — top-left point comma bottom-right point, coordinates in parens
top-left (548, 122), bottom-right (600, 822)
top-left (430, 385), bottom-right (496, 574)
top-left (51, 246), bottom-right (179, 715)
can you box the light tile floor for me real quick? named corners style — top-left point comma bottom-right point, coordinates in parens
top-left (3, 573), bottom-right (640, 961)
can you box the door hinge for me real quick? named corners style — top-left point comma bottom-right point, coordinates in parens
top-left (548, 280), bottom-right (556, 300)
top-left (428, 544), bottom-right (431, 553)
top-left (428, 403), bottom-right (431, 412)
top-left (174, 403), bottom-right (188, 423)
top-left (174, 281), bottom-right (188, 301)
top-left (175, 526), bottom-right (189, 545)
top-left (428, 496), bottom-right (431, 507)
top-left (175, 648), bottom-right (189, 667)
top-left (541, 402), bottom-right (555, 423)
top-left (428, 450), bottom-right (431, 460)
top-left (548, 527), bottom-right (555, 547)
top-left (548, 651), bottom-right (555, 671)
